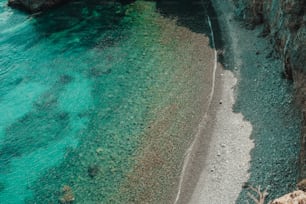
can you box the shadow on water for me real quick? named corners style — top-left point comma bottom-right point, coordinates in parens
top-left (29, 0), bottom-right (131, 50)
top-left (156, 0), bottom-right (224, 51)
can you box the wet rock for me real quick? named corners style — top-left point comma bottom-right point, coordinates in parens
top-left (95, 147), bottom-right (104, 155)
top-left (58, 185), bottom-right (75, 204)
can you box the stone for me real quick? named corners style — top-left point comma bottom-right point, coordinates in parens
top-left (297, 179), bottom-right (306, 191)
top-left (58, 185), bottom-right (75, 204)
top-left (271, 190), bottom-right (306, 204)
top-left (96, 147), bottom-right (104, 155)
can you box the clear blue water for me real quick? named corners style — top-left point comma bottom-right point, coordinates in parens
top-left (0, 0), bottom-right (214, 203)
top-left (0, 1), bottom-right (154, 203)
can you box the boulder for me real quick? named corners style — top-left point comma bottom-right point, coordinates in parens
top-left (271, 190), bottom-right (306, 204)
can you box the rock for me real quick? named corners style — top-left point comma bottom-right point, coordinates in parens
top-left (88, 164), bottom-right (100, 178)
top-left (58, 185), bottom-right (75, 204)
top-left (95, 147), bottom-right (104, 155)
top-left (8, 0), bottom-right (70, 12)
top-left (297, 179), bottom-right (306, 191)
top-left (271, 190), bottom-right (306, 204)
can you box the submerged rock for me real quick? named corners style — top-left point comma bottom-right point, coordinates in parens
top-left (232, 0), bottom-right (306, 79)
top-left (58, 185), bottom-right (75, 204)
top-left (87, 164), bottom-right (100, 178)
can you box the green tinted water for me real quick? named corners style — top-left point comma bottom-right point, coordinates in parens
top-left (0, 0), bottom-right (214, 203)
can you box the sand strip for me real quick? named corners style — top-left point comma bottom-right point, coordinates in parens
top-left (175, 1), bottom-right (255, 203)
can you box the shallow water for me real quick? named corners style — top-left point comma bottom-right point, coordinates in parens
top-left (0, 0), bottom-right (215, 203)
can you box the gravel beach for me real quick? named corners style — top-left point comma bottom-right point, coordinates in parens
top-left (176, 0), bottom-right (300, 203)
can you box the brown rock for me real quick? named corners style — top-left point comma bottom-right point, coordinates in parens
top-left (271, 190), bottom-right (306, 204)
top-left (298, 179), bottom-right (306, 191)
top-left (58, 185), bottom-right (75, 204)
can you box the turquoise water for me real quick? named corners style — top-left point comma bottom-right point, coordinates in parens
top-left (0, 0), bottom-right (214, 203)
top-left (0, 1), bottom-right (153, 203)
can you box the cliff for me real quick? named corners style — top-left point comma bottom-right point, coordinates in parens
top-left (233, 0), bottom-right (305, 79)
top-left (233, 0), bottom-right (306, 180)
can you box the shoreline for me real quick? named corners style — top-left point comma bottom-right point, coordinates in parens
top-left (174, 1), bottom-right (255, 203)
top-left (173, 14), bottom-right (219, 204)
top-left (174, 20), bottom-right (254, 204)
top-left (177, 0), bottom-right (301, 203)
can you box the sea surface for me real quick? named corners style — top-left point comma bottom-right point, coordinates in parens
top-left (0, 0), bottom-right (216, 203)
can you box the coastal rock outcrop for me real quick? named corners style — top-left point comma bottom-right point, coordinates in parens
top-left (8, 0), bottom-right (67, 12)
top-left (7, 0), bottom-right (135, 12)
top-left (233, 0), bottom-right (305, 79)
top-left (271, 190), bottom-right (306, 204)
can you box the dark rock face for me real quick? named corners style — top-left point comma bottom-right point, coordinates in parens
top-left (7, 0), bottom-right (135, 12)
top-left (233, 0), bottom-right (306, 77)
top-left (8, 0), bottom-right (69, 12)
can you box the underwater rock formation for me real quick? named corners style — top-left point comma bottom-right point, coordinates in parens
top-left (58, 185), bottom-right (75, 204)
